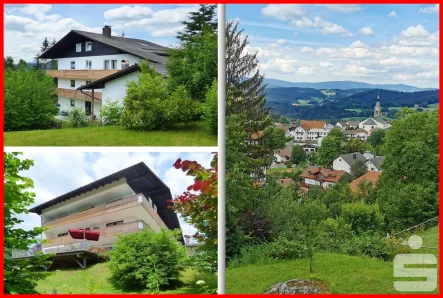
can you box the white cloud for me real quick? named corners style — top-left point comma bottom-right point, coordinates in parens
top-left (319, 61), bottom-right (334, 68)
top-left (420, 4), bottom-right (439, 14)
top-left (319, 5), bottom-right (362, 13)
top-left (297, 66), bottom-right (314, 75)
top-left (397, 25), bottom-right (439, 47)
top-left (261, 58), bottom-right (298, 74)
top-left (291, 16), bottom-right (351, 36)
top-left (359, 27), bottom-right (375, 36)
top-left (388, 11), bottom-right (399, 18)
top-left (261, 4), bottom-right (305, 21)
top-left (104, 5), bottom-right (154, 21)
top-left (350, 40), bottom-right (368, 48)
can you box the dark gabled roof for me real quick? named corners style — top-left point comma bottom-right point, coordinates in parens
top-left (367, 156), bottom-right (384, 169)
top-left (39, 30), bottom-right (169, 66)
top-left (373, 117), bottom-right (388, 124)
top-left (339, 152), bottom-right (366, 166)
top-left (77, 64), bottom-right (140, 90)
top-left (361, 118), bottom-right (376, 125)
top-left (28, 162), bottom-right (181, 232)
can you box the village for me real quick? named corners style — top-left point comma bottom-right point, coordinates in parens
top-left (268, 93), bottom-right (388, 193)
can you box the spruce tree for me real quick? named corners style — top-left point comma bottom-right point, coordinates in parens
top-left (4, 56), bottom-right (15, 70)
top-left (177, 5), bottom-right (217, 42)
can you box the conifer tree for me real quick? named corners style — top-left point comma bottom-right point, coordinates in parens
top-left (177, 5), bottom-right (217, 42)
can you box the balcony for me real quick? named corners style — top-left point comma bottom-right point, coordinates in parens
top-left (43, 220), bottom-right (148, 249)
top-left (58, 88), bottom-right (102, 102)
top-left (43, 193), bottom-right (167, 230)
top-left (47, 69), bottom-right (119, 80)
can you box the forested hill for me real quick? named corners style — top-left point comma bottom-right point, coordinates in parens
top-left (266, 88), bottom-right (439, 121)
top-left (263, 78), bottom-right (436, 92)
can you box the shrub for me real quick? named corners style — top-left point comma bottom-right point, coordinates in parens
top-left (108, 229), bottom-right (187, 291)
top-left (4, 66), bottom-right (58, 131)
top-left (121, 61), bottom-right (202, 130)
top-left (342, 232), bottom-right (392, 261)
top-left (100, 99), bottom-right (124, 125)
top-left (202, 80), bottom-right (218, 134)
top-left (341, 202), bottom-right (384, 235)
top-left (191, 248), bottom-right (217, 274)
top-left (67, 107), bottom-right (88, 128)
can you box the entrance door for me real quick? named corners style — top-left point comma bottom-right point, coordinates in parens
top-left (85, 101), bottom-right (91, 116)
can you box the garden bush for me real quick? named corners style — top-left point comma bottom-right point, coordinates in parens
top-left (121, 61), bottom-right (201, 130)
top-left (341, 202), bottom-right (384, 235)
top-left (109, 229), bottom-right (187, 291)
top-left (202, 80), bottom-right (218, 134)
top-left (4, 66), bottom-right (58, 131)
top-left (341, 232), bottom-right (393, 261)
top-left (67, 107), bottom-right (88, 128)
top-left (100, 99), bottom-right (124, 125)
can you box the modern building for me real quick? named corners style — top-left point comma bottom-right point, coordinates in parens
top-left (40, 26), bottom-right (169, 119)
top-left (13, 163), bottom-right (181, 268)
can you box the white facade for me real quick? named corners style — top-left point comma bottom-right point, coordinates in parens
top-left (57, 54), bottom-right (140, 71)
top-left (358, 118), bottom-right (390, 132)
top-left (58, 96), bottom-right (101, 116)
top-left (332, 157), bottom-right (352, 174)
top-left (101, 70), bottom-right (140, 106)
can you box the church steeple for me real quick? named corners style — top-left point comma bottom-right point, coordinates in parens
top-left (374, 91), bottom-right (381, 118)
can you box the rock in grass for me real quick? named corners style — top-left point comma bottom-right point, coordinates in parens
top-left (265, 279), bottom-right (330, 294)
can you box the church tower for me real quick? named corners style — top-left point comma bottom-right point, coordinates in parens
top-left (374, 92), bottom-right (381, 118)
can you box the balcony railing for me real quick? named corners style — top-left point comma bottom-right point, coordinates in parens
top-left (58, 88), bottom-right (102, 102)
top-left (44, 220), bottom-right (148, 247)
top-left (47, 70), bottom-right (119, 80)
top-left (43, 193), bottom-right (167, 229)
top-left (12, 241), bottom-right (90, 258)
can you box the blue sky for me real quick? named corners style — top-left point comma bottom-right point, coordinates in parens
top-left (227, 4), bottom-right (439, 87)
top-left (4, 4), bottom-right (201, 61)
top-left (11, 151), bottom-right (215, 241)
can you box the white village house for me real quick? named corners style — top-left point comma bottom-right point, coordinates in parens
top-left (40, 26), bottom-right (168, 119)
top-left (332, 152), bottom-right (384, 174)
top-left (288, 120), bottom-right (333, 141)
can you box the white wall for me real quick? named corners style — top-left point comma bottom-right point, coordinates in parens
top-left (57, 54), bottom-right (140, 71)
top-left (101, 70), bottom-right (140, 106)
top-left (58, 78), bottom-right (103, 93)
top-left (58, 96), bottom-right (101, 116)
top-left (365, 161), bottom-right (381, 172)
top-left (332, 157), bottom-right (351, 173)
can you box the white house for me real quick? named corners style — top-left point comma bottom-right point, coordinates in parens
top-left (274, 148), bottom-right (291, 164)
top-left (343, 129), bottom-right (370, 141)
top-left (365, 156), bottom-right (384, 172)
top-left (336, 120), bottom-right (360, 130)
top-left (288, 120), bottom-right (331, 141)
top-left (332, 152), bottom-right (367, 174)
top-left (358, 118), bottom-right (390, 132)
top-left (300, 166), bottom-right (346, 189)
top-left (13, 163), bottom-right (182, 267)
top-left (40, 26), bottom-right (168, 119)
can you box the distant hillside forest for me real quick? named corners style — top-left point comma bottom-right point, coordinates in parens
top-left (265, 88), bottom-right (439, 121)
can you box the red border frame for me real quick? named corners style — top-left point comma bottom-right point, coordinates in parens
top-left (1, 1), bottom-right (441, 296)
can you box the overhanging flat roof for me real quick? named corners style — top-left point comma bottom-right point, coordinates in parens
top-left (29, 162), bottom-right (181, 231)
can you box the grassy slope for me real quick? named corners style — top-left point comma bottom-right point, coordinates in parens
top-left (226, 227), bottom-right (439, 294)
top-left (36, 263), bottom-right (217, 294)
top-left (4, 122), bottom-right (217, 146)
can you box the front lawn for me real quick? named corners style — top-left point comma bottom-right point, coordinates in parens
top-left (36, 263), bottom-right (216, 294)
top-left (4, 122), bottom-right (217, 146)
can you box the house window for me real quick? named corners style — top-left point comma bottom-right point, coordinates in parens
top-left (71, 61), bottom-right (75, 69)
top-left (71, 80), bottom-right (75, 88)
top-left (92, 227), bottom-right (100, 230)
top-left (111, 60), bottom-right (117, 69)
top-left (58, 232), bottom-right (68, 237)
top-left (104, 60), bottom-right (110, 70)
top-left (86, 80), bottom-right (92, 84)
top-left (85, 41), bottom-right (92, 51)
top-left (76, 43), bottom-right (81, 52)
top-left (86, 60), bottom-right (92, 69)
top-left (106, 220), bottom-right (123, 227)
top-left (70, 100), bottom-right (75, 107)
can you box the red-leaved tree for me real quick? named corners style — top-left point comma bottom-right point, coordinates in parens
top-left (170, 153), bottom-right (218, 250)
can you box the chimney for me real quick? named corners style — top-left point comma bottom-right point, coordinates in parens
top-left (102, 25), bottom-right (112, 38)
top-left (184, 235), bottom-right (191, 245)
top-left (121, 60), bottom-right (129, 70)
top-left (353, 153), bottom-right (357, 159)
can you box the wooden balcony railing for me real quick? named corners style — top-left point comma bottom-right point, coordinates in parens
top-left (47, 69), bottom-right (119, 80)
top-left (43, 220), bottom-right (148, 247)
top-left (43, 193), bottom-right (167, 229)
top-left (58, 88), bottom-right (102, 102)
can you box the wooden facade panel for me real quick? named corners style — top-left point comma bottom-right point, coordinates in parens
top-left (58, 88), bottom-right (102, 102)
top-left (47, 70), bottom-right (119, 80)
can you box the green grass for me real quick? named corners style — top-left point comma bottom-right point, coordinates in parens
top-left (4, 122), bottom-right (217, 146)
top-left (267, 167), bottom-right (295, 174)
top-left (36, 262), bottom-right (217, 294)
top-left (226, 227), bottom-right (439, 294)
top-left (345, 108), bottom-right (362, 113)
